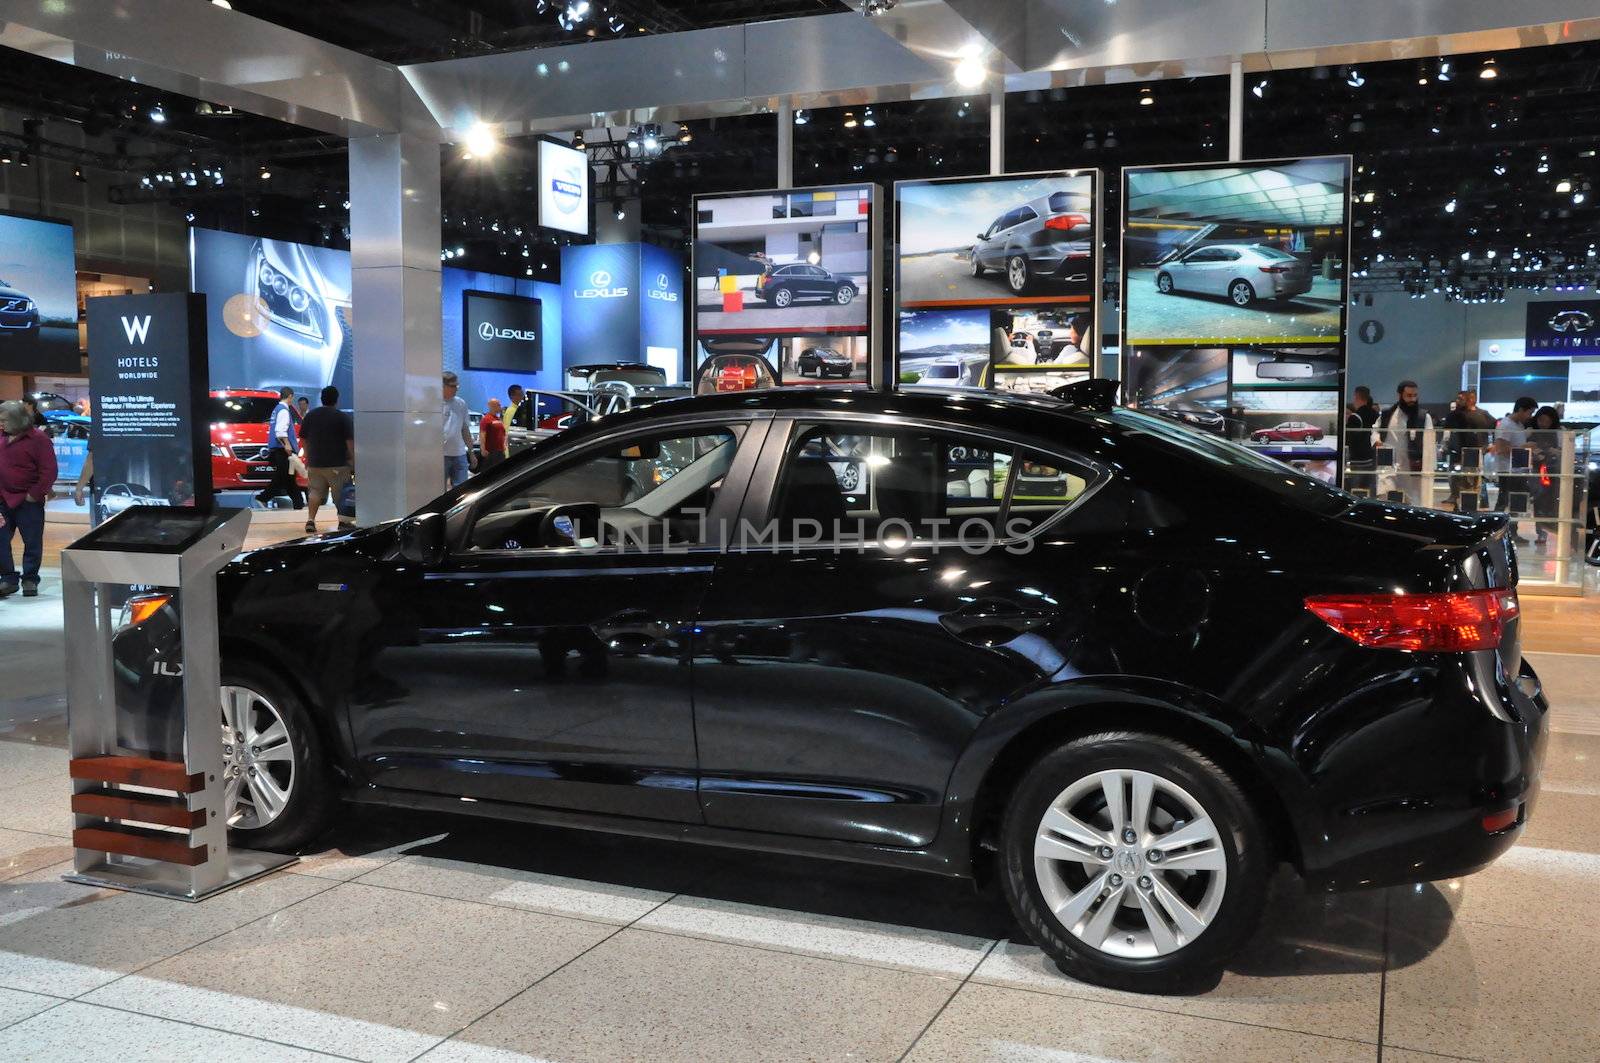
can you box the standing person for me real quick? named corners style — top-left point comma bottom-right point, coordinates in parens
top-left (505, 384), bottom-right (533, 430)
top-left (299, 385), bottom-right (354, 534)
top-left (1344, 385), bottom-right (1380, 495)
top-left (1441, 389), bottom-right (1496, 509)
top-left (0, 400), bottom-right (56, 598)
top-left (441, 372), bottom-right (476, 488)
top-left (20, 396), bottom-right (47, 429)
top-left (1491, 396), bottom-right (1538, 538)
top-left (295, 395), bottom-right (310, 428)
top-left (479, 398), bottom-right (508, 470)
top-left (1529, 406), bottom-right (1564, 549)
top-left (254, 386), bottom-right (305, 510)
top-left (1375, 380), bottom-right (1433, 505)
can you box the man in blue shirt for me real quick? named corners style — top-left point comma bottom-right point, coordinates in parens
top-left (442, 372), bottom-right (477, 488)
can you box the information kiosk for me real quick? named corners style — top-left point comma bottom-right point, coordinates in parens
top-left (60, 505), bottom-right (296, 900)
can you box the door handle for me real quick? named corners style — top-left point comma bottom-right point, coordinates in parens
top-left (939, 598), bottom-right (1057, 644)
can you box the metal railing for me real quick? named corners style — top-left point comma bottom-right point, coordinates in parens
top-left (1343, 427), bottom-right (1594, 594)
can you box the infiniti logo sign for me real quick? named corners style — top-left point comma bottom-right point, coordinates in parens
top-left (575, 267), bottom-right (629, 299)
top-left (478, 320), bottom-right (537, 343)
top-left (647, 271), bottom-right (680, 304)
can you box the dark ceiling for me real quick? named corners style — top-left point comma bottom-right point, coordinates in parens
top-left (226, 0), bottom-right (852, 64)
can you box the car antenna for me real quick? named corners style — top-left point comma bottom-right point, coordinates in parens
top-left (1048, 378), bottom-right (1119, 413)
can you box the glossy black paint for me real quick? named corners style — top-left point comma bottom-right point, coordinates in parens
top-left (167, 388), bottom-right (1544, 889)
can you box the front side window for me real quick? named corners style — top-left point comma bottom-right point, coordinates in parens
top-left (768, 424), bottom-right (1093, 545)
top-left (467, 426), bottom-right (743, 552)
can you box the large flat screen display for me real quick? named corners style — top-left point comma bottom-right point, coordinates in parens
top-left (0, 211), bottom-right (79, 374)
top-left (190, 227), bottom-right (353, 400)
top-left (895, 171), bottom-right (1098, 394)
top-left (1525, 298), bottom-right (1600, 358)
top-left (539, 138), bottom-right (591, 238)
top-left (692, 184), bottom-right (877, 394)
top-left (1122, 157), bottom-right (1350, 346)
top-left (463, 290), bottom-right (542, 372)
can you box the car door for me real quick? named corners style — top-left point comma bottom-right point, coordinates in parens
top-left (347, 413), bottom-right (769, 822)
top-left (691, 415), bottom-right (1111, 847)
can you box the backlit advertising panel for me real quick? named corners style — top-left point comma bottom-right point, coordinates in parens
top-left (1525, 298), bottom-right (1600, 358)
top-left (539, 138), bottom-right (591, 238)
top-left (692, 184), bottom-right (879, 394)
top-left (463, 291), bottom-right (542, 373)
top-left (895, 171), bottom-right (1099, 394)
top-left (0, 210), bottom-right (79, 374)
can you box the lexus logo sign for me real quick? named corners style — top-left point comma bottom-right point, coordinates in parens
top-left (479, 320), bottom-right (536, 342)
top-left (575, 267), bottom-right (629, 299)
top-left (647, 270), bottom-right (679, 303)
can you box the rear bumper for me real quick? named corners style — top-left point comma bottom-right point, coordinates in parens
top-left (1300, 657), bottom-right (1549, 891)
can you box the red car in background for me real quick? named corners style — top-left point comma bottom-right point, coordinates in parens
top-left (1250, 420), bottom-right (1325, 444)
top-left (209, 389), bottom-right (295, 490)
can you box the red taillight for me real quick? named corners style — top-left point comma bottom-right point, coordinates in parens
top-left (716, 362), bottom-right (759, 392)
top-left (1481, 807), bottom-right (1520, 833)
top-left (1258, 265), bottom-right (1290, 274)
top-left (1304, 589), bottom-right (1519, 652)
top-left (1044, 213), bottom-right (1088, 231)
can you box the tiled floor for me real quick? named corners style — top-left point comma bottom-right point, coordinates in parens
top-left (1, 577), bottom-right (1598, 1061)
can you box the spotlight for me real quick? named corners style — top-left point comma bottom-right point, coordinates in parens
top-left (463, 121), bottom-right (498, 159)
top-left (1479, 58), bottom-right (1497, 79)
top-left (1557, 179), bottom-right (1572, 193)
top-left (72, 167), bottom-right (86, 183)
top-left (572, 130), bottom-right (585, 149)
top-left (613, 202), bottom-right (626, 221)
top-left (1437, 59), bottom-right (1452, 81)
top-left (843, 111), bottom-right (858, 129)
top-left (1103, 129), bottom-right (1118, 149)
top-left (1372, 228), bottom-right (1383, 238)
top-left (1577, 192), bottom-right (1588, 205)
top-left (1251, 78), bottom-right (1268, 99)
top-left (1082, 130), bottom-right (1097, 151)
top-left (259, 165), bottom-right (271, 180)
top-left (954, 49), bottom-right (986, 89)
top-left (1139, 87), bottom-right (1154, 106)
top-left (1345, 68), bottom-right (1365, 88)
top-left (1444, 199), bottom-right (1457, 214)
top-left (677, 123), bottom-right (692, 143)
top-left (149, 103), bottom-right (167, 124)
top-left (606, 10), bottom-right (626, 33)
top-left (794, 109), bottom-right (809, 126)
top-left (862, 0), bottom-right (898, 14)
top-left (862, 108), bottom-right (876, 128)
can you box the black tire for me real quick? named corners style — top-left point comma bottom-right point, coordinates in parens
top-left (220, 662), bottom-right (337, 852)
top-left (1228, 279), bottom-right (1256, 306)
top-left (971, 250), bottom-right (986, 277)
top-left (999, 731), bottom-right (1269, 993)
top-left (1156, 272), bottom-right (1174, 294)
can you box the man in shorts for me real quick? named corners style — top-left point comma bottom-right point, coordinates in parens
top-left (299, 385), bottom-right (354, 534)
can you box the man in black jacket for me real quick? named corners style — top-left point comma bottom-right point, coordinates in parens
top-left (1344, 385), bottom-right (1379, 496)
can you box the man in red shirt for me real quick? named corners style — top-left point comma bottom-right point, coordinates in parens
top-left (479, 397), bottom-right (509, 470)
top-left (0, 400), bottom-right (57, 598)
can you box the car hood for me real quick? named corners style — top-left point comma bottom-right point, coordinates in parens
top-left (211, 423), bottom-right (270, 445)
top-left (0, 285), bottom-right (29, 299)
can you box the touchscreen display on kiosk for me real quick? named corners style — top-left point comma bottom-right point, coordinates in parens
top-left (73, 506), bottom-right (230, 553)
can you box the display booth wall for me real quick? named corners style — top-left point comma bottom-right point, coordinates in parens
top-left (561, 242), bottom-right (686, 382)
top-left (441, 267), bottom-right (563, 411)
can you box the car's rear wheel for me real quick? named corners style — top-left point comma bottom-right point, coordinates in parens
top-left (1156, 272), bottom-right (1174, 294)
top-left (1000, 731), bottom-right (1269, 993)
top-left (773, 287), bottom-right (794, 309)
top-left (218, 664), bottom-right (335, 852)
top-left (1229, 280), bottom-right (1255, 306)
top-left (971, 250), bottom-right (986, 277)
top-left (1007, 255), bottom-right (1031, 294)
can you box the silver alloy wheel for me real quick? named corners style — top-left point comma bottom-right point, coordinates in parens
top-left (1230, 280), bottom-right (1253, 306)
top-left (220, 684), bottom-right (296, 830)
top-left (1033, 768), bottom-right (1227, 959)
top-left (835, 286), bottom-right (854, 304)
top-left (1008, 256), bottom-right (1028, 293)
top-left (774, 287), bottom-right (793, 308)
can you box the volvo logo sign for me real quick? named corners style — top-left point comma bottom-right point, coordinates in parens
top-left (575, 268), bottom-right (629, 299)
top-left (478, 320), bottom-right (537, 342)
top-left (550, 165), bottom-right (584, 216)
top-left (647, 271), bottom-right (679, 303)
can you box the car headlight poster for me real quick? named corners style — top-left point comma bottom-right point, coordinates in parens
top-left (690, 184), bottom-right (880, 395)
top-left (894, 170), bottom-right (1100, 397)
top-left (1120, 156), bottom-right (1353, 482)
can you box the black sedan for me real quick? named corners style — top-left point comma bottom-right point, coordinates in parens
top-left (755, 263), bottom-right (857, 308)
top-left (795, 346), bottom-right (855, 378)
top-left (121, 386), bottom-right (1545, 993)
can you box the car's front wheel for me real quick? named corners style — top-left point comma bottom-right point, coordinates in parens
top-left (834, 285), bottom-right (856, 305)
top-left (971, 250), bottom-right (986, 277)
top-left (219, 664), bottom-right (336, 852)
top-left (1156, 272), bottom-right (1174, 294)
top-left (1000, 731), bottom-right (1269, 993)
top-left (1007, 255), bottom-right (1032, 295)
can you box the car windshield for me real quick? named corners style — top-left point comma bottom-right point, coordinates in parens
top-left (208, 396), bottom-right (279, 423)
top-left (1113, 408), bottom-right (1350, 515)
top-left (923, 365), bottom-right (959, 379)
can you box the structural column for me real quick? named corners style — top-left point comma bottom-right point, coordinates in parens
top-left (989, 75), bottom-right (1005, 175)
top-left (1228, 60), bottom-right (1244, 161)
top-left (777, 98), bottom-right (794, 187)
top-left (348, 127), bottom-right (443, 524)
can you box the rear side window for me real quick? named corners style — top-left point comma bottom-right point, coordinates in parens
top-left (769, 424), bottom-right (1095, 545)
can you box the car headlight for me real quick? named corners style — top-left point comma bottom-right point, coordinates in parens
top-left (211, 444), bottom-right (227, 457)
top-left (254, 250), bottom-right (324, 340)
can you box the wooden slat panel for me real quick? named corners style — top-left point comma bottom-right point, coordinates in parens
top-left (73, 825), bottom-right (207, 867)
top-left (72, 789), bottom-right (205, 830)
top-left (69, 756), bottom-right (204, 793)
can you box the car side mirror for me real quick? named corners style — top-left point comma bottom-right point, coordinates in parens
top-left (397, 511), bottom-right (446, 565)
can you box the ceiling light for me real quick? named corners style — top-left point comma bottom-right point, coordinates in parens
top-left (677, 123), bottom-right (692, 143)
top-left (1577, 192), bottom-right (1588, 205)
top-left (1437, 60), bottom-right (1451, 81)
top-left (572, 130), bottom-right (585, 149)
top-left (606, 11), bottom-right (626, 33)
top-left (954, 50), bottom-right (986, 89)
top-left (1479, 58), bottom-right (1497, 79)
top-left (1345, 68), bottom-right (1365, 88)
top-left (862, 0), bottom-right (898, 14)
top-left (862, 108), bottom-right (876, 128)
top-left (463, 121), bottom-right (498, 159)
top-left (843, 111), bottom-right (858, 129)
top-left (1082, 131), bottom-right (1097, 151)
top-left (1537, 155), bottom-right (1549, 173)
top-left (1103, 129), bottom-right (1118, 149)
top-left (794, 109), bottom-right (809, 125)
top-left (258, 165), bottom-right (271, 180)
top-left (148, 103), bottom-right (167, 124)
top-left (613, 202), bottom-right (626, 221)
top-left (1139, 87), bottom-right (1154, 106)
top-left (1252, 79), bottom-right (1268, 98)
top-left (1444, 199), bottom-right (1457, 214)
top-left (1371, 228), bottom-right (1383, 238)
top-left (1556, 179), bottom-right (1572, 193)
